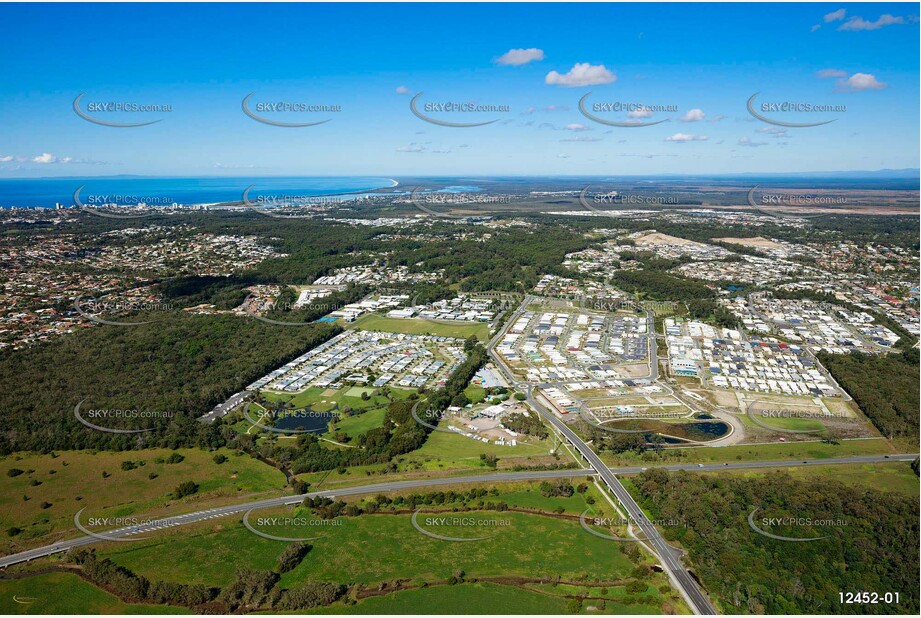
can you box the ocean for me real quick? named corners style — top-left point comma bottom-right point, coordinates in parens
top-left (0, 176), bottom-right (399, 208)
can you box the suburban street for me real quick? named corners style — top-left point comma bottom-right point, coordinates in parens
top-left (1, 297), bottom-right (915, 615)
top-left (487, 296), bottom-right (717, 614)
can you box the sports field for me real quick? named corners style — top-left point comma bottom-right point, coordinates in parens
top-left (350, 314), bottom-right (490, 341)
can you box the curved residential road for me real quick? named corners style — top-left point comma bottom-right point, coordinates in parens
top-left (0, 469), bottom-right (590, 570)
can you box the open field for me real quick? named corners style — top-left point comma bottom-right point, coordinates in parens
top-left (288, 414), bottom-right (562, 488)
top-left (0, 572), bottom-right (189, 614)
top-left (0, 448), bottom-right (286, 553)
top-left (601, 437), bottom-right (897, 466)
top-left (740, 413), bottom-right (825, 432)
top-left (335, 408), bottom-right (387, 439)
top-left (401, 429), bottom-right (560, 470)
top-left (464, 384), bottom-right (488, 404)
top-left (262, 385), bottom-right (415, 411)
top-left (98, 509), bottom-right (609, 587)
top-left (305, 581), bottom-right (678, 614)
top-left (89, 480), bottom-right (684, 613)
top-left (711, 236), bottom-right (782, 249)
top-left (350, 314), bottom-right (490, 341)
top-left (704, 462), bottom-right (919, 497)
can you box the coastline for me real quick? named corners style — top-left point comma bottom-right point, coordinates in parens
top-left (0, 176), bottom-right (401, 209)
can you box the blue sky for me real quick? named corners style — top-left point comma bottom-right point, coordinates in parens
top-left (0, 2), bottom-right (918, 177)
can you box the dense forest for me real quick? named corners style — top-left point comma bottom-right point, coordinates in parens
top-left (555, 213), bottom-right (921, 251)
top-left (0, 315), bottom-right (340, 453)
top-left (632, 469), bottom-right (919, 614)
top-left (817, 349), bottom-right (920, 441)
top-left (163, 214), bottom-right (591, 293)
top-left (613, 270), bottom-right (715, 302)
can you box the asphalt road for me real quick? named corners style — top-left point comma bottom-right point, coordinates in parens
top-left (1, 452), bottom-right (913, 576)
top-left (0, 469), bottom-right (590, 569)
top-left (525, 386), bottom-right (718, 615)
top-left (487, 295), bottom-right (717, 614)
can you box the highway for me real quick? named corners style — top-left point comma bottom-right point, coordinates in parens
top-left (484, 294), bottom-right (918, 613)
top-left (487, 296), bottom-right (718, 614)
top-left (2, 287), bottom-right (915, 611)
top-left (0, 469), bottom-right (589, 569)
top-left (606, 453), bottom-right (916, 474)
top-left (526, 385), bottom-right (718, 615)
top-left (1, 452), bottom-right (913, 576)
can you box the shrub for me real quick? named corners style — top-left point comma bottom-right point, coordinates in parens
top-left (276, 542), bottom-right (312, 573)
top-left (172, 481), bottom-right (199, 499)
top-left (278, 582), bottom-right (345, 610)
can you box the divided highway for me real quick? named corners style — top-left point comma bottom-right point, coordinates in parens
top-left (487, 297), bottom-right (717, 614)
top-left (1, 451), bottom-right (912, 590)
top-left (526, 385), bottom-right (718, 615)
top-left (0, 469), bottom-right (588, 570)
top-left (2, 288), bottom-right (915, 615)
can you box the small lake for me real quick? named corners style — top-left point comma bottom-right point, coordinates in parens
top-left (273, 409), bottom-right (338, 433)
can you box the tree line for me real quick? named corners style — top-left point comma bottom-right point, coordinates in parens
top-left (631, 468), bottom-right (919, 614)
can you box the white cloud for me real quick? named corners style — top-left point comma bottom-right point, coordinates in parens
top-left (816, 68), bottom-right (847, 79)
top-left (521, 106), bottom-right (537, 115)
top-left (708, 114), bottom-right (726, 122)
top-left (395, 85), bottom-right (410, 95)
top-left (564, 123), bottom-right (590, 131)
top-left (545, 63), bottom-right (616, 87)
top-left (838, 72), bottom-right (887, 90)
top-left (545, 104), bottom-right (569, 112)
top-left (0, 155), bottom-right (14, 162)
top-left (32, 153), bottom-right (58, 164)
top-left (811, 24), bottom-right (822, 32)
top-left (616, 153), bottom-right (678, 159)
top-left (496, 48), bottom-right (544, 66)
top-left (214, 163), bottom-right (267, 170)
top-left (738, 137), bottom-right (768, 147)
top-left (664, 133), bottom-right (707, 142)
top-left (680, 108), bottom-right (705, 122)
top-left (628, 107), bottom-right (654, 118)
top-left (839, 14), bottom-right (905, 31)
top-left (757, 127), bottom-right (788, 137)
top-left (561, 136), bottom-right (602, 142)
top-left (824, 8), bottom-right (847, 22)
top-left (557, 154), bottom-right (569, 158)
top-left (396, 145), bottom-right (425, 153)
